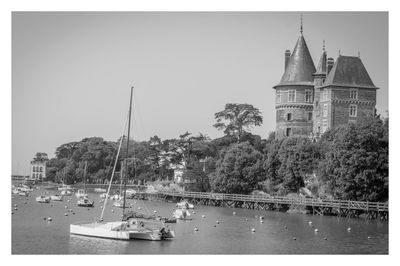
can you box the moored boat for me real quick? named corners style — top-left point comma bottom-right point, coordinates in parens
top-left (50, 194), bottom-right (63, 201)
top-left (75, 189), bottom-right (87, 198)
top-left (94, 188), bottom-right (107, 193)
top-left (36, 195), bottom-right (51, 203)
top-left (61, 190), bottom-right (73, 196)
top-left (176, 200), bottom-right (194, 209)
top-left (173, 207), bottom-right (191, 220)
top-left (77, 197), bottom-right (94, 207)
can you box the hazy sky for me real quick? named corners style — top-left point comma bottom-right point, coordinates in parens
top-left (12, 12), bottom-right (388, 175)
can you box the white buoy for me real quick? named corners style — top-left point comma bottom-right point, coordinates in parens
top-left (14, 204), bottom-right (17, 207)
top-left (193, 211), bottom-right (196, 214)
top-left (260, 220), bottom-right (264, 224)
top-left (245, 218), bottom-right (248, 221)
top-left (64, 213), bottom-right (68, 216)
top-left (347, 227), bottom-right (351, 232)
top-left (314, 228), bottom-right (319, 232)
top-left (202, 215), bottom-right (206, 218)
top-left (138, 207), bottom-right (141, 210)
top-left (368, 236), bottom-right (371, 239)
top-left (323, 237), bottom-right (328, 240)
top-left (251, 228), bottom-right (255, 233)
top-left (100, 206), bottom-right (103, 209)
top-left (259, 216), bottom-right (264, 220)
top-left (293, 237), bottom-right (297, 240)
top-left (216, 220), bottom-right (219, 224)
top-left (111, 209), bottom-right (114, 213)
top-left (308, 221), bottom-right (313, 225)
top-left (153, 210), bottom-right (157, 213)
top-left (194, 227), bottom-right (198, 232)
top-left (47, 217), bottom-right (52, 221)
top-left (14, 207), bottom-right (17, 211)
top-left (233, 212), bottom-right (236, 215)
top-left (65, 206), bottom-right (68, 209)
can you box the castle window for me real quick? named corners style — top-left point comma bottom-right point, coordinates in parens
top-left (308, 112), bottom-right (313, 121)
top-left (305, 90), bottom-right (312, 102)
top-left (287, 113), bottom-right (292, 121)
top-left (288, 90), bottom-right (295, 102)
top-left (323, 90), bottom-right (329, 101)
top-left (349, 104), bottom-right (357, 117)
top-left (276, 91), bottom-right (281, 103)
top-left (350, 89), bottom-right (358, 100)
top-left (323, 104), bottom-right (328, 117)
top-left (322, 119), bottom-right (328, 132)
top-left (286, 128), bottom-right (292, 136)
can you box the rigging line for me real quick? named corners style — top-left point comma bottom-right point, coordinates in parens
top-left (100, 111), bottom-right (129, 221)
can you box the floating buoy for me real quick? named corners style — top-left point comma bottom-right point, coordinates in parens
top-left (213, 225), bottom-right (216, 227)
top-left (72, 212), bottom-right (75, 215)
top-left (260, 220), bottom-right (264, 224)
top-left (43, 217), bottom-right (46, 220)
top-left (138, 207), bottom-right (141, 210)
top-left (347, 227), bottom-right (351, 232)
top-left (100, 206), bottom-right (103, 209)
top-left (47, 217), bottom-right (52, 221)
top-left (368, 236), bottom-right (371, 239)
top-left (194, 227), bottom-right (198, 232)
top-left (233, 212), bottom-right (236, 215)
top-left (65, 206), bottom-right (68, 209)
top-left (216, 220), bottom-right (219, 224)
top-left (14, 204), bottom-right (17, 207)
top-left (11, 212), bottom-right (14, 215)
top-left (202, 215), bottom-right (206, 218)
top-left (14, 207), bottom-right (18, 211)
top-left (292, 237), bottom-right (296, 240)
top-left (111, 209), bottom-right (114, 213)
top-left (64, 213), bottom-right (68, 216)
top-left (323, 237), bottom-right (328, 240)
top-left (100, 218), bottom-right (103, 222)
top-left (259, 216), bottom-right (264, 220)
top-left (245, 218), bottom-right (248, 221)
top-left (251, 228), bottom-right (255, 233)
top-left (193, 211), bottom-right (196, 214)
top-left (308, 221), bottom-right (313, 225)
top-left (153, 210), bottom-right (157, 213)
top-left (314, 229), bottom-right (319, 232)
top-left (284, 226), bottom-right (287, 229)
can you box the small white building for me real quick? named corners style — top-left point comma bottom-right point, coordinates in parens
top-left (30, 161), bottom-right (46, 181)
top-left (171, 162), bottom-right (185, 183)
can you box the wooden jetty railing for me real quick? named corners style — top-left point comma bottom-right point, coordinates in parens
top-left (155, 190), bottom-right (388, 220)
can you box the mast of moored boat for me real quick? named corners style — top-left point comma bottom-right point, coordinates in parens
top-left (122, 86), bottom-right (134, 217)
top-left (83, 160), bottom-right (87, 191)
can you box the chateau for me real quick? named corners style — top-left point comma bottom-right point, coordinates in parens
top-left (274, 25), bottom-right (378, 139)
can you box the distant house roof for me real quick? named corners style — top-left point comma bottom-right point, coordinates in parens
top-left (275, 34), bottom-right (316, 87)
top-left (322, 56), bottom-right (377, 89)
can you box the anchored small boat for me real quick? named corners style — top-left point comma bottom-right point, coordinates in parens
top-left (176, 200), bottom-right (194, 209)
top-left (173, 207), bottom-right (192, 220)
top-left (94, 188), bottom-right (107, 193)
top-left (77, 196), bottom-right (94, 207)
top-left (99, 193), bottom-right (110, 199)
top-left (61, 190), bottom-right (73, 196)
top-left (76, 161), bottom-right (88, 198)
top-left (50, 194), bottom-right (63, 201)
top-left (36, 195), bottom-right (51, 203)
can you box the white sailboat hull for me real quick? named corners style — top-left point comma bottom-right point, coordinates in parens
top-left (70, 222), bottom-right (161, 241)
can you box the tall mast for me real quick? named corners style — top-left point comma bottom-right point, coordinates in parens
top-left (83, 160), bottom-right (87, 191)
top-left (122, 86), bottom-right (134, 217)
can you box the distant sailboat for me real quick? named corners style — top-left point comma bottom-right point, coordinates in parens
top-left (76, 161), bottom-right (88, 198)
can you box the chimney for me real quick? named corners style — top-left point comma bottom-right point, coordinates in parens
top-left (327, 57), bottom-right (334, 75)
top-left (285, 50), bottom-right (291, 70)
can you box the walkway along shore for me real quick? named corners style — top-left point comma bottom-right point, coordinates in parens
top-left (154, 190), bottom-right (388, 221)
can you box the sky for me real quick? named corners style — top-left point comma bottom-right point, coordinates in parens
top-left (12, 12), bottom-right (388, 175)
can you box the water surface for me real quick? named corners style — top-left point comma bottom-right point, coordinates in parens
top-left (12, 187), bottom-right (388, 254)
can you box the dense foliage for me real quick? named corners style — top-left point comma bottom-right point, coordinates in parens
top-left (42, 103), bottom-right (388, 202)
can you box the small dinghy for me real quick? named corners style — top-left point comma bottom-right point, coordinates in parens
top-left (36, 195), bottom-right (51, 203)
top-left (77, 196), bottom-right (94, 207)
top-left (176, 200), bottom-right (194, 209)
top-left (50, 194), bottom-right (63, 201)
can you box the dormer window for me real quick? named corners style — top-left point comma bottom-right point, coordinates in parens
top-left (350, 89), bottom-right (358, 100)
top-left (288, 90), bottom-right (295, 102)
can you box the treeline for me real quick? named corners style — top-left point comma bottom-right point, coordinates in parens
top-left (37, 103), bottom-right (388, 202)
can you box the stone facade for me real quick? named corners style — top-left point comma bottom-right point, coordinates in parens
top-left (274, 30), bottom-right (378, 139)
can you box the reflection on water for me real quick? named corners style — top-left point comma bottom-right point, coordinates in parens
top-left (12, 187), bottom-right (388, 254)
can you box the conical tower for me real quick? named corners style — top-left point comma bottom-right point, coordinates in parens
top-left (273, 23), bottom-right (315, 139)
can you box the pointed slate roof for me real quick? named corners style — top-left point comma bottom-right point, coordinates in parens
top-left (322, 56), bottom-right (377, 89)
top-left (314, 50), bottom-right (327, 76)
top-left (275, 34), bottom-right (316, 87)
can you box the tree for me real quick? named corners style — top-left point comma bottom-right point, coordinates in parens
top-left (318, 116), bottom-right (388, 201)
top-left (210, 142), bottom-right (264, 194)
top-left (32, 152), bottom-right (49, 163)
top-left (213, 103), bottom-right (263, 140)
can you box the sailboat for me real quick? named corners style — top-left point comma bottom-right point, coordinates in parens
top-left (70, 86), bottom-right (174, 241)
top-left (76, 161), bottom-right (88, 198)
top-left (59, 168), bottom-right (73, 195)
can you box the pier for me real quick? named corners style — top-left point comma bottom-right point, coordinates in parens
top-left (156, 190), bottom-right (388, 221)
